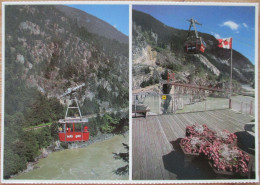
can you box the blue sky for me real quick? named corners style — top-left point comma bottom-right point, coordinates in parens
top-left (66, 5), bottom-right (129, 36)
top-left (133, 5), bottom-right (256, 64)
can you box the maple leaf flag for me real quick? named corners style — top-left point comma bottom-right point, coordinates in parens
top-left (217, 38), bottom-right (232, 49)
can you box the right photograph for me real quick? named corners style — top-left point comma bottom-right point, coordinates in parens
top-left (132, 4), bottom-right (257, 181)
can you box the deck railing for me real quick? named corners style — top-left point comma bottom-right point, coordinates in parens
top-left (160, 93), bottom-right (229, 114)
top-left (230, 98), bottom-right (255, 116)
top-left (132, 93), bottom-right (255, 116)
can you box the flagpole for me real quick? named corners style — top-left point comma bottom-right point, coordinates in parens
top-left (229, 38), bottom-right (233, 109)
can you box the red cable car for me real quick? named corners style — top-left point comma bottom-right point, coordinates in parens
top-left (58, 117), bottom-right (89, 142)
top-left (58, 83), bottom-right (90, 142)
top-left (184, 37), bottom-right (206, 54)
top-left (184, 18), bottom-right (206, 54)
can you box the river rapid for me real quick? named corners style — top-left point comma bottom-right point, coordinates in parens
top-left (12, 134), bottom-right (128, 180)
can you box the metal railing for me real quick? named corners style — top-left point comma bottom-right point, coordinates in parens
top-left (132, 93), bottom-right (255, 116)
top-left (160, 93), bottom-right (229, 114)
top-left (231, 98), bottom-right (255, 116)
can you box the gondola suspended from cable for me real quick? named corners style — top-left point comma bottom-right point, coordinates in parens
top-left (58, 83), bottom-right (90, 142)
top-left (184, 18), bottom-right (206, 54)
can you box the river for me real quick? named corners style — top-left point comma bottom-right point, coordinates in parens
top-left (12, 134), bottom-right (128, 180)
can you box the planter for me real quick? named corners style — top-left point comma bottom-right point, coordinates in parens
top-left (215, 130), bottom-right (238, 147)
top-left (179, 142), bottom-right (200, 167)
top-left (186, 124), bottom-right (216, 141)
top-left (179, 142), bottom-right (200, 157)
top-left (179, 136), bottom-right (210, 155)
top-left (206, 144), bottom-right (251, 179)
top-left (208, 160), bottom-right (250, 179)
top-left (181, 126), bottom-right (251, 177)
top-left (208, 161), bottom-right (235, 179)
top-left (186, 124), bottom-right (209, 137)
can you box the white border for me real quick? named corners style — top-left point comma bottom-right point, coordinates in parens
top-left (1, 1), bottom-right (259, 6)
top-left (1, 1), bottom-right (259, 184)
top-left (1, 1), bottom-right (5, 184)
top-left (129, 3), bottom-right (133, 182)
top-left (254, 2), bottom-right (259, 183)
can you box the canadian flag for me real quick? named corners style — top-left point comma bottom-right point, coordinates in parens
top-left (217, 38), bottom-right (232, 49)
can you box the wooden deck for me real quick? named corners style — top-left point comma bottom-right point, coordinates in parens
top-left (132, 109), bottom-right (255, 180)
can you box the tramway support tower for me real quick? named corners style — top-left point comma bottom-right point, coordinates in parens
top-left (58, 83), bottom-right (89, 142)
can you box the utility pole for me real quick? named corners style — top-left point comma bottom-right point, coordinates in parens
top-left (229, 42), bottom-right (233, 109)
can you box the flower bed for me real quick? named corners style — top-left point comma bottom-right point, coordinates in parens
top-left (186, 124), bottom-right (237, 146)
top-left (215, 130), bottom-right (237, 146)
top-left (206, 142), bottom-right (250, 175)
top-left (186, 123), bottom-right (211, 137)
top-left (181, 123), bottom-right (249, 177)
top-left (180, 136), bottom-right (210, 155)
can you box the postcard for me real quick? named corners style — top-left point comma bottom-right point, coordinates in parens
top-left (1, 1), bottom-right (259, 184)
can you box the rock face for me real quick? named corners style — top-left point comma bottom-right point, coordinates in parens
top-left (5, 5), bottom-right (129, 113)
top-left (132, 10), bottom-right (254, 91)
top-left (19, 21), bottom-right (41, 35)
top-left (194, 54), bottom-right (220, 76)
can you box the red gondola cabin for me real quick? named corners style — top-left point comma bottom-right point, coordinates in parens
top-left (184, 18), bottom-right (206, 54)
top-left (58, 83), bottom-right (90, 142)
top-left (184, 37), bottom-right (206, 54)
top-left (58, 118), bottom-right (89, 142)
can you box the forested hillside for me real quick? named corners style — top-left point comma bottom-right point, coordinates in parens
top-left (4, 5), bottom-right (129, 178)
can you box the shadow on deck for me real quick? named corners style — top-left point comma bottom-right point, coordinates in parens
top-left (162, 138), bottom-right (216, 180)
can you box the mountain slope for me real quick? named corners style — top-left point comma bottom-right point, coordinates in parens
top-left (55, 5), bottom-right (128, 44)
top-left (132, 10), bottom-right (254, 91)
top-left (5, 5), bottom-right (129, 118)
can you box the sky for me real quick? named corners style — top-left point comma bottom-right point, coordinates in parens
top-left (66, 4), bottom-right (129, 36)
top-left (133, 5), bottom-right (256, 64)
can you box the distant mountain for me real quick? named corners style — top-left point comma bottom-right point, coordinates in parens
top-left (132, 10), bottom-right (254, 90)
top-left (55, 5), bottom-right (128, 44)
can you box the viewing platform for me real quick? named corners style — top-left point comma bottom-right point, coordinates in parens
top-left (132, 109), bottom-right (255, 180)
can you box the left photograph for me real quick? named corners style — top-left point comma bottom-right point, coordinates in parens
top-left (2, 4), bottom-right (129, 181)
